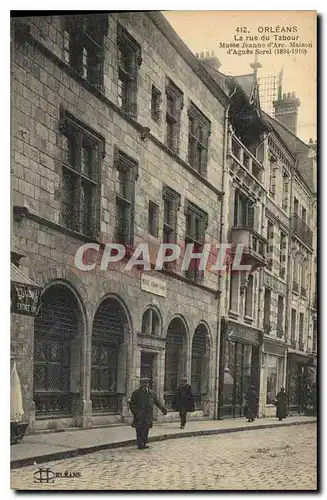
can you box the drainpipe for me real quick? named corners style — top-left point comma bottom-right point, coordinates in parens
top-left (213, 86), bottom-right (237, 420)
top-left (284, 159), bottom-right (298, 388)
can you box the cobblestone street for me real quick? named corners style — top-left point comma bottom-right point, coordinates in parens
top-left (11, 424), bottom-right (317, 491)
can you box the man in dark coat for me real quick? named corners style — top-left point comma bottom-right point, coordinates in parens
top-left (172, 377), bottom-right (195, 429)
top-left (244, 384), bottom-right (258, 422)
top-left (129, 377), bottom-right (167, 449)
top-left (276, 387), bottom-right (287, 421)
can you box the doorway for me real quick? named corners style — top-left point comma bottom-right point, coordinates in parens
top-left (141, 351), bottom-right (156, 389)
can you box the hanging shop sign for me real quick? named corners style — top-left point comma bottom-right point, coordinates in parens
top-left (11, 283), bottom-right (40, 316)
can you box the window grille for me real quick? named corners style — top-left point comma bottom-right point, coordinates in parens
top-left (165, 78), bottom-right (183, 154)
top-left (114, 148), bottom-right (138, 246)
top-left (188, 102), bottom-right (211, 176)
top-left (117, 24), bottom-right (142, 118)
top-left (184, 200), bottom-right (208, 282)
top-left (59, 109), bottom-right (104, 238)
top-left (151, 85), bottom-right (162, 123)
top-left (63, 14), bottom-right (108, 88)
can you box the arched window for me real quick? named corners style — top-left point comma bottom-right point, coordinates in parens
top-left (34, 284), bottom-right (81, 415)
top-left (141, 308), bottom-right (160, 336)
top-left (91, 297), bottom-right (129, 413)
top-left (164, 317), bottom-right (187, 408)
top-left (191, 324), bottom-right (210, 410)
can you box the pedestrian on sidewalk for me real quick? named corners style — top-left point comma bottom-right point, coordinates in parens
top-left (172, 377), bottom-right (195, 429)
top-left (276, 387), bottom-right (287, 421)
top-left (130, 377), bottom-right (167, 450)
top-left (244, 384), bottom-right (258, 422)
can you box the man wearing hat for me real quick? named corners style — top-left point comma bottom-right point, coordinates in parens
top-left (172, 376), bottom-right (195, 429)
top-left (129, 377), bottom-right (167, 449)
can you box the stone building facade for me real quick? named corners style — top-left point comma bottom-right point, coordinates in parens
top-left (200, 61), bottom-right (317, 418)
top-left (11, 12), bottom-right (317, 433)
top-left (11, 12), bottom-right (230, 432)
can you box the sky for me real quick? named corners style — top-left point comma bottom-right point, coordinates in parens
top-left (163, 11), bottom-right (317, 143)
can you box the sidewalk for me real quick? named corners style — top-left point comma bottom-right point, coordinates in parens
top-left (11, 415), bottom-right (316, 469)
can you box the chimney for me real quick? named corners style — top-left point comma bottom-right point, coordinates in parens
top-left (196, 50), bottom-right (221, 72)
top-left (273, 91), bottom-right (301, 135)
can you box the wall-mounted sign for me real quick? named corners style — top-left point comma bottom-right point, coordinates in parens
top-left (225, 321), bottom-right (262, 346)
top-left (141, 275), bottom-right (166, 297)
top-left (11, 283), bottom-right (40, 316)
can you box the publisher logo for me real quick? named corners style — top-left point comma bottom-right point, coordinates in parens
top-left (33, 468), bottom-right (81, 483)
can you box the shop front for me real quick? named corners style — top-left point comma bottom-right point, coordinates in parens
top-left (218, 320), bottom-right (262, 419)
top-left (287, 351), bottom-right (314, 415)
top-left (260, 338), bottom-right (287, 417)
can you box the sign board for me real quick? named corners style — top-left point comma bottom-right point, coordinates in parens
top-left (141, 275), bottom-right (166, 297)
top-left (226, 321), bottom-right (261, 346)
top-left (11, 283), bottom-right (40, 316)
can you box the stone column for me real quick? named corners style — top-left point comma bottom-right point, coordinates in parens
top-left (74, 312), bottom-right (92, 429)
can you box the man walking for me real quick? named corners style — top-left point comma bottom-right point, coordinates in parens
top-left (129, 377), bottom-right (167, 450)
top-left (172, 377), bottom-right (195, 429)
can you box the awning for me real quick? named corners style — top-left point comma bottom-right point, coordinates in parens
top-left (11, 263), bottom-right (41, 316)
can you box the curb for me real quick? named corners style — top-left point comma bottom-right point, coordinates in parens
top-left (11, 419), bottom-right (316, 470)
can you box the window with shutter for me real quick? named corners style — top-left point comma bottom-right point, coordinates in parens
top-left (163, 185), bottom-right (180, 243)
top-left (59, 109), bottom-right (104, 238)
top-left (151, 85), bottom-right (162, 123)
top-left (184, 200), bottom-right (208, 282)
top-left (114, 148), bottom-right (138, 246)
top-left (165, 79), bottom-right (183, 154)
top-left (188, 102), bottom-right (211, 176)
top-left (117, 24), bottom-right (142, 118)
top-left (148, 201), bottom-right (159, 237)
top-left (64, 14), bottom-right (107, 88)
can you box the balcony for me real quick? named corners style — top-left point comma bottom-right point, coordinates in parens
top-left (290, 339), bottom-right (297, 349)
top-left (291, 214), bottom-right (313, 249)
top-left (293, 281), bottom-right (299, 294)
top-left (301, 287), bottom-right (307, 298)
top-left (230, 226), bottom-right (268, 270)
top-left (299, 341), bottom-right (305, 352)
top-left (276, 328), bottom-right (284, 339)
top-left (229, 134), bottom-right (264, 188)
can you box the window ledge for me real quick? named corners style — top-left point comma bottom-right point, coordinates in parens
top-left (244, 315), bottom-right (254, 324)
top-left (14, 208), bottom-right (101, 244)
top-left (229, 310), bottom-right (239, 319)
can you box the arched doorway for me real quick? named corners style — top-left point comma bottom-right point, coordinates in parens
top-left (140, 307), bottom-right (162, 391)
top-left (191, 324), bottom-right (210, 410)
top-left (164, 317), bottom-right (187, 408)
top-left (33, 284), bottom-right (82, 415)
top-left (91, 297), bottom-right (129, 413)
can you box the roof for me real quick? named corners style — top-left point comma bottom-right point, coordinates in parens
top-left (233, 74), bottom-right (255, 99)
top-left (11, 263), bottom-right (39, 287)
top-left (263, 113), bottom-right (316, 192)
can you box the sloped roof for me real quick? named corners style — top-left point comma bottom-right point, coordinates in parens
top-left (234, 74), bottom-right (255, 100)
top-left (201, 64), bottom-right (231, 97)
top-left (264, 113), bottom-right (315, 192)
top-left (11, 263), bottom-right (39, 287)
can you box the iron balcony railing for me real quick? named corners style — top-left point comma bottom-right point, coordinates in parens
top-left (291, 213), bottom-right (313, 249)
